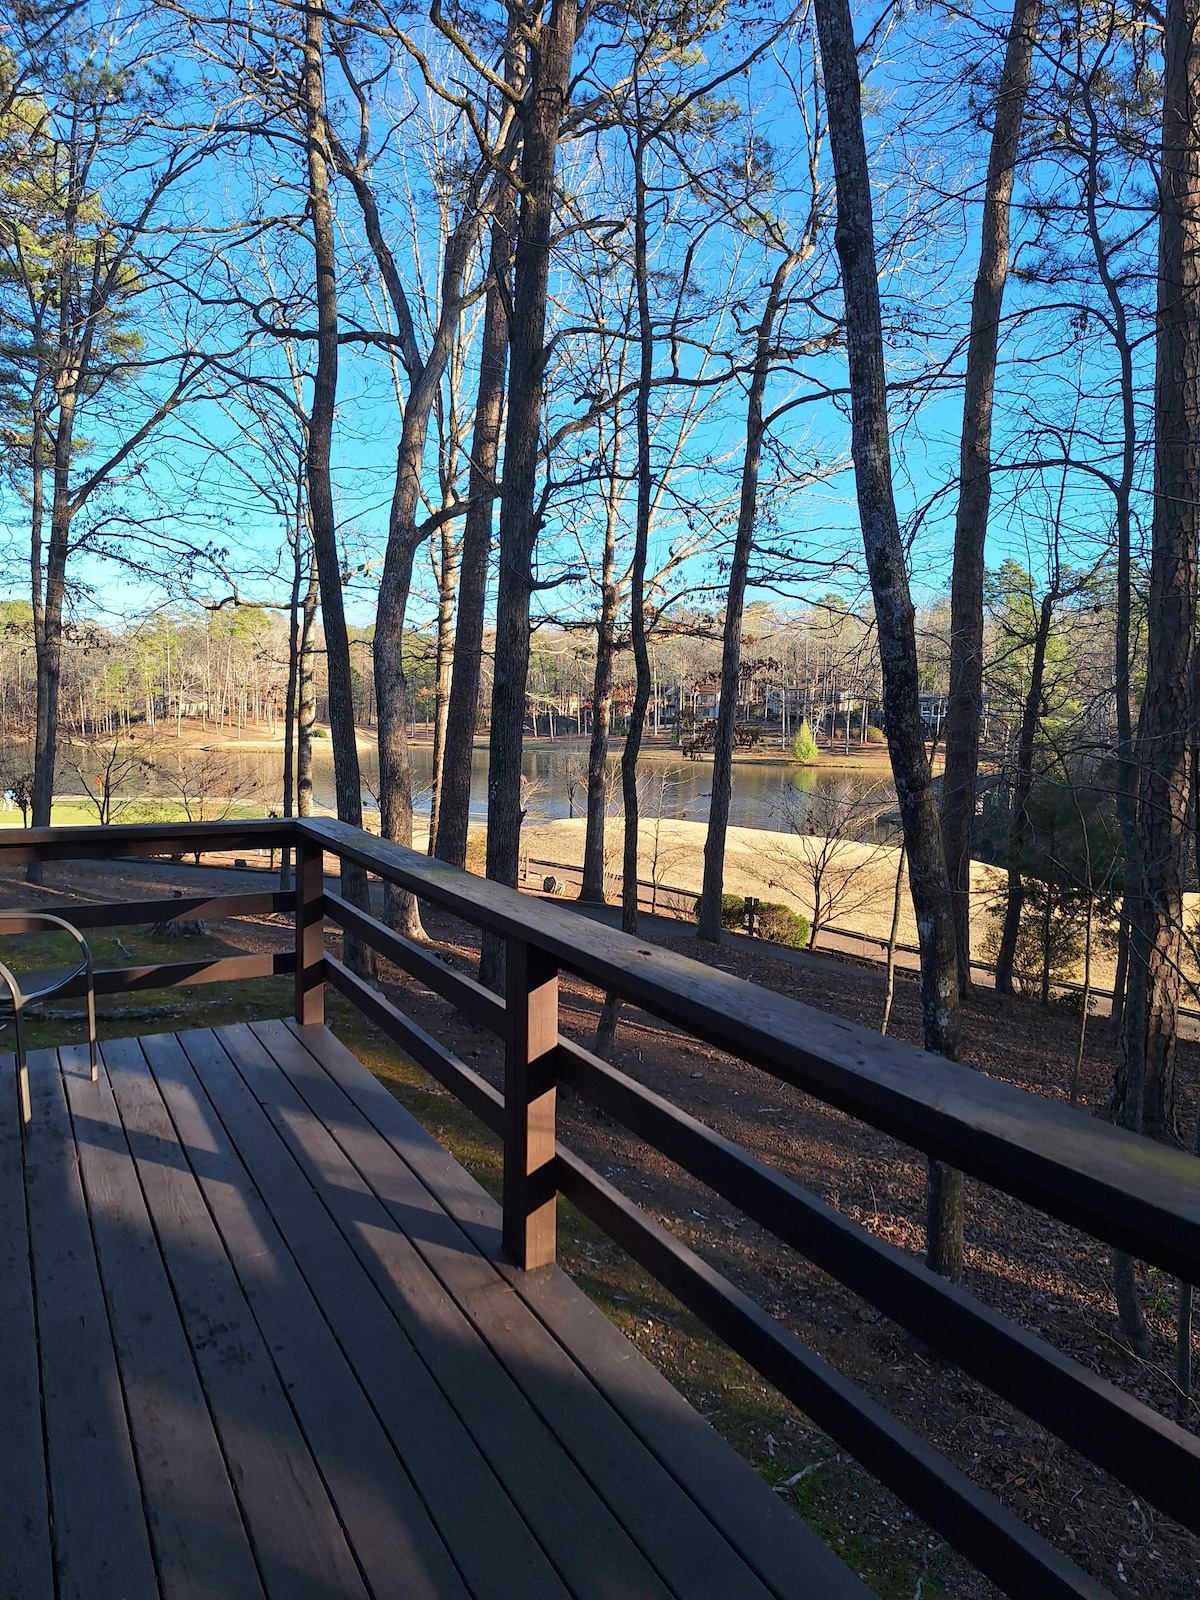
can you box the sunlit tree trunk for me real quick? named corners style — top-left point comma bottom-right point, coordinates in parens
top-left (481, 0), bottom-right (579, 989)
top-left (815, 0), bottom-right (962, 1278)
top-left (941, 0), bottom-right (1041, 991)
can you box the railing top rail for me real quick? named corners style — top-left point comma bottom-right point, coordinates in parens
top-left (0, 817), bottom-right (292, 863)
top-left (303, 817), bottom-right (1200, 1282)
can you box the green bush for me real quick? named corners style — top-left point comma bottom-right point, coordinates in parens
top-left (789, 720), bottom-right (819, 765)
top-left (864, 723), bottom-right (886, 744)
top-left (755, 901), bottom-right (809, 948)
top-left (981, 890), bottom-right (1083, 992)
top-left (693, 892), bottom-right (746, 929)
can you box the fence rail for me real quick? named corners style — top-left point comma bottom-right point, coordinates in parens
top-left (2, 815), bottom-right (1198, 1600)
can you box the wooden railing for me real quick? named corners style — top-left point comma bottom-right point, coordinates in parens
top-left (2, 815), bottom-right (1199, 1600)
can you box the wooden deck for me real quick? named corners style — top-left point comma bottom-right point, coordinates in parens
top-left (1, 1019), bottom-right (868, 1600)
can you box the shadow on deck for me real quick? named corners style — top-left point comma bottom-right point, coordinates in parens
top-left (1, 1020), bottom-right (863, 1600)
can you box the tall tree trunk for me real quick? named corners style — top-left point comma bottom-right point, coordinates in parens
top-left (617, 119), bottom-right (657, 947)
top-left (297, 554), bottom-right (319, 817)
top-left (941, 0), bottom-right (1041, 993)
top-left (436, 201), bottom-right (513, 868)
top-left (481, 0), bottom-right (579, 990)
top-left (279, 502), bottom-right (305, 890)
top-left (301, 0), bottom-right (371, 939)
top-left (1079, 60), bottom-right (1141, 1046)
top-left (31, 390), bottom-right (73, 867)
top-left (699, 251), bottom-right (797, 942)
top-left (427, 519), bottom-right (460, 853)
top-left (994, 591), bottom-right (1055, 994)
top-left (815, 0), bottom-right (962, 1280)
top-left (580, 414), bottom-right (624, 903)
top-left (1118, 0), bottom-right (1200, 1143)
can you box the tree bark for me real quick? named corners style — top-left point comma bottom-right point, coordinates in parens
top-left (814, 0), bottom-right (960, 1056)
top-left (297, 553), bottom-right (319, 818)
top-left (580, 506), bottom-right (619, 904)
top-left (995, 590), bottom-right (1055, 994)
top-left (1117, 0), bottom-right (1200, 1143)
top-left (481, 0), bottom-right (579, 990)
top-left (301, 0), bottom-right (371, 936)
top-left (428, 518), bottom-right (460, 853)
top-left (436, 200), bottom-right (514, 868)
top-left (699, 251), bottom-right (797, 942)
top-left (815, 0), bottom-right (962, 1279)
top-left (941, 0), bottom-right (1041, 992)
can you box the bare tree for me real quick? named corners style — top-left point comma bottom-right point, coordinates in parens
top-left (763, 779), bottom-right (891, 949)
top-left (813, 0), bottom-right (962, 1277)
top-left (941, 0), bottom-right (1043, 990)
top-left (481, 0), bottom-right (580, 989)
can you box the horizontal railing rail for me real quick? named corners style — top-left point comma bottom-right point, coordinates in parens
top-left (4, 814), bottom-right (1199, 1599)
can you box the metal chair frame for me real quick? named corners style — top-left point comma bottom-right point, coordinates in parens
top-left (0, 912), bottom-right (97, 1125)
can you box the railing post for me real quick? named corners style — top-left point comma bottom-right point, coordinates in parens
top-left (503, 938), bottom-right (558, 1269)
top-left (295, 832), bottom-right (325, 1026)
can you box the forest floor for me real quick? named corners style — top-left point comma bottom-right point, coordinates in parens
top-left (1, 855), bottom-right (1197, 1598)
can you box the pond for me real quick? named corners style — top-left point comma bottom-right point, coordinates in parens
top-left (47, 735), bottom-right (897, 836)
top-left (313, 739), bottom-right (895, 835)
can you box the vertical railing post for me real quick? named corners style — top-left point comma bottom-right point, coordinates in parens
top-left (503, 938), bottom-right (558, 1269)
top-left (295, 830), bottom-right (325, 1026)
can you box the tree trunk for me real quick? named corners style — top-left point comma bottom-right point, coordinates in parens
top-left (297, 554), bottom-right (319, 818)
top-left (880, 841), bottom-right (907, 1035)
top-left (995, 592), bottom-right (1055, 994)
top-left (699, 251), bottom-right (797, 942)
top-left (941, 0), bottom-right (1041, 992)
top-left (1117, 0), bottom-right (1200, 1143)
top-left (279, 506), bottom-right (304, 890)
top-left (581, 415), bottom-right (624, 903)
top-left (814, 0), bottom-right (959, 1056)
top-left (427, 519), bottom-right (460, 854)
top-left (815, 0), bottom-right (962, 1280)
top-left (31, 391), bottom-right (73, 866)
top-left (481, 0), bottom-right (579, 990)
top-left (436, 201), bottom-right (513, 869)
top-left (301, 0), bottom-right (372, 941)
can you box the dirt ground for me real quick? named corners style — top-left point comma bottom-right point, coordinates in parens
top-left (3, 854), bottom-right (1198, 1598)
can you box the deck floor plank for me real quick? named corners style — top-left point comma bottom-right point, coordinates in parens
top-left (62, 1042), bottom-right (267, 1600)
top-left (280, 1020), bottom-right (872, 1600)
top-left (0, 1057), bottom-right (53, 1600)
top-left (253, 1019), bottom-right (796, 1600)
top-left (10, 1019), bottom-right (870, 1600)
top-left (150, 1029), bottom-right (471, 1600)
top-left (107, 1034), bottom-right (371, 1600)
top-left (23, 1044), bottom-right (160, 1600)
top-left (218, 1020), bottom-right (688, 1600)
top-left (180, 1024), bottom-right (576, 1600)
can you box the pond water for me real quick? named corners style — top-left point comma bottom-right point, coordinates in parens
top-left (48, 735), bottom-right (897, 835)
top-left (298, 740), bottom-right (894, 835)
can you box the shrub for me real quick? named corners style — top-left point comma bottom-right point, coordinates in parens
top-left (864, 724), bottom-right (886, 744)
top-left (693, 892), bottom-right (746, 929)
top-left (755, 901), bottom-right (809, 948)
top-left (789, 720), bottom-right (819, 765)
top-left (981, 889), bottom-right (1084, 992)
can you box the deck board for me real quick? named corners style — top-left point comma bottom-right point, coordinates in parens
top-left (62, 1041), bottom-right (266, 1600)
top-left (279, 1019), bottom-right (872, 1600)
top-left (178, 1025), bottom-right (574, 1600)
top-left (0, 1058), bottom-right (53, 1600)
top-left (252, 1019), bottom-right (797, 1600)
top-left (25, 1043), bottom-right (160, 1600)
top-left (108, 1032), bottom-right (370, 1600)
top-left (5, 1022), bottom-right (870, 1600)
